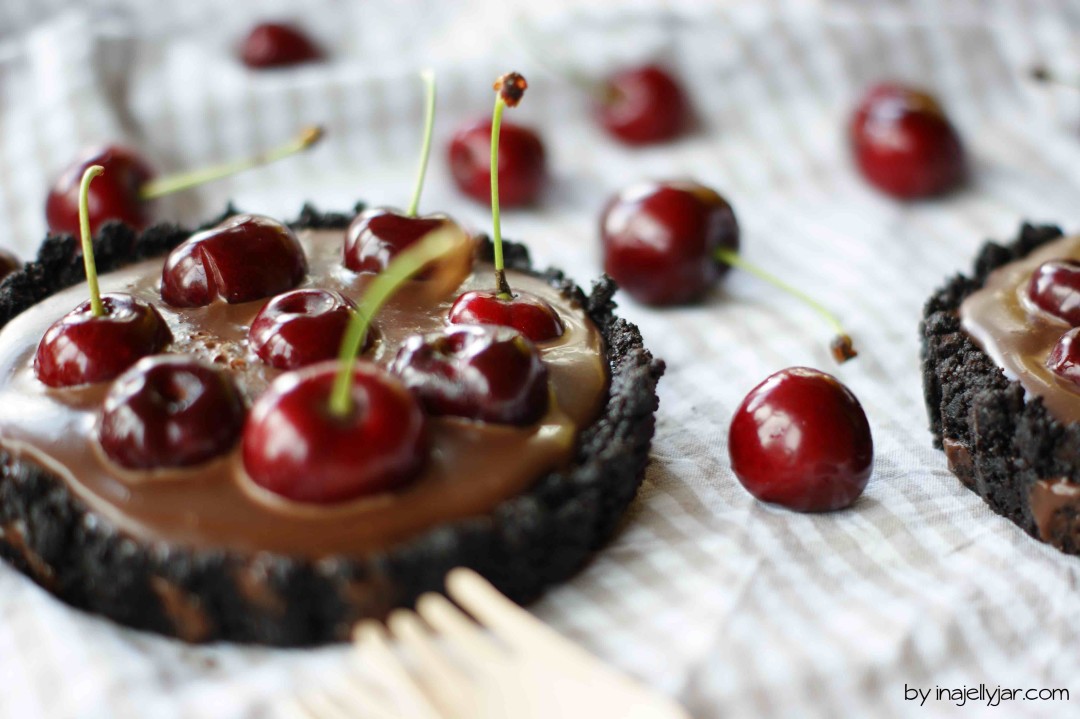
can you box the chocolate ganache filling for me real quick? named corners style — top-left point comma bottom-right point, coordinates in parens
top-left (0, 229), bottom-right (608, 558)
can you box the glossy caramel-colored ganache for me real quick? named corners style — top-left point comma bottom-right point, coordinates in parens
top-left (961, 233), bottom-right (1080, 424)
top-left (0, 230), bottom-right (607, 558)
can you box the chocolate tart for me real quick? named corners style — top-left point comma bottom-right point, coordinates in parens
top-left (0, 204), bottom-right (664, 645)
top-left (920, 221), bottom-right (1080, 554)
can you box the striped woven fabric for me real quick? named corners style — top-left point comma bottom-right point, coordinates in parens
top-left (1, 1), bottom-right (1079, 717)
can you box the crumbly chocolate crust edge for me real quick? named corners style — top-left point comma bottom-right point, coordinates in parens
top-left (0, 205), bottom-right (665, 646)
top-left (920, 221), bottom-right (1080, 555)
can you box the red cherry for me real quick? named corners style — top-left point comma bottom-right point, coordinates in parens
top-left (728, 367), bottom-right (873, 512)
top-left (448, 119), bottom-right (546, 207)
top-left (99, 356), bottom-right (245, 469)
top-left (34, 293), bottom-right (172, 388)
top-left (344, 207), bottom-right (451, 274)
top-left (240, 22), bottom-right (322, 69)
top-left (390, 325), bottom-right (548, 425)
top-left (242, 362), bottom-right (426, 503)
top-left (448, 290), bottom-right (563, 342)
top-left (249, 289), bottom-right (365, 370)
top-left (601, 180), bottom-right (739, 306)
top-left (1048, 328), bottom-right (1080, 385)
top-left (0, 250), bottom-right (21, 282)
top-left (850, 83), bottom-right (966, 199)
top-left (597, 64), bottom-right (688, 145)
top-left (45, 145), bottom-right (155, 237)
top-left (1027, 260), bottom-right (1080, 325)
top-left (161, 214), bottom-right (307, 307)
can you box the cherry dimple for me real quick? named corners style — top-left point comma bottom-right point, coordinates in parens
top-left (99, 356), bottom-right (246, 469)
top-left (161, 214), bottom-right (307, 308)
top-left (448, 119), bottom-right (546, 207)
top-left (728, 367), bottom-right (873, 512)
top-left (242, 362), bottom-right (427, 504)
top-left (390, 325), bottom-right (549, 425)
top-left (34, 293), bottom-right (172, 388)
top-left (249, 288), bottom-right (365, 370)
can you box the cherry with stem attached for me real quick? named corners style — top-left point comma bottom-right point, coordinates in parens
top-left (35, 166), bottom-right (171, 387)
top-left (46, 125), bottom-right (324, 237)
top-left (242, 227), bottom-right (472, 504)
top-left (448, 72), bottom-right (564, 343)
top-left (346, 70), bottom-right (466, 274)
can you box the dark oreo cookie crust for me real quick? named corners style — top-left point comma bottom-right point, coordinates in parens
top-left (0, 205), bottom-right (664, 645)
top-left (921, 221), bottom-right (1080, 554)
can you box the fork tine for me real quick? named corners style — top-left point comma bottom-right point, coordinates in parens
top-left (352, 621), bottom-right (445, 719)
top-left (444, 568), bottom-right (597, 665)
top-left (414, 591), bottom-right (504, 664)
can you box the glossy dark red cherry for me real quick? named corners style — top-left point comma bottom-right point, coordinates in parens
top-left (99, 356), bottom-right (245, 469)
top-left (1027, 260), bottom-right (1080, 325)
top-left (45, 145), bottom-right (155, 237)
top-left (0, 249), bottom-right (21, 282)
top-left (601, 180), bottom-right (739, 306)
top-left (597, 64), bottom-right (688, 145)
top-left (1048, 328), bottom-right (1080, 386)
top-left (240, 22), bottom-right (322, 69)
top-left (448, 290), bottom-right (563, 342)
top-left (390, 325), bottom-right (548, 425)
top-left (249, 289), bottom-right (364, 370)
top-left (242, 362), bottom-right (426, 503)
top-left (728, 367), bottom-right (873, 512)
top-left (161, 214), bottom-right (307, 307)
top-left (34, 293), bottom-right (172, 388)
top-left (448, 119), bottom-right (546, 207)
top-left (344, 207), bottom-right (451, 274)
top-left (850, 83), bottom-right (966, 199)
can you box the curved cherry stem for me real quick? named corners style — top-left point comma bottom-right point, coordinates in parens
top-left (490, 72), bottom-right (527, 300)
top-left (80, 165), bottom-right (106, 317)
top-left (329, 227), bottom-right (464, 417)
top-left (139, 125), bottom-right (324, 201)
top-left (407, 70), bottom-right (437, 217)
top-left (714, 247), bottom-right (856, 363)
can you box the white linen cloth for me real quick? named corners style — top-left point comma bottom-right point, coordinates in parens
top-left (1, 1), bottom-right (1079, 717)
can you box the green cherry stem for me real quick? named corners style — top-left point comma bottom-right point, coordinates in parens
top-left (139, 125), bottom-right (324, 201)
top-left (328, 227), bottom-right (463, 417)
top-left (714, 247), bottom-right (857, 363)
top-left (490, 72), bottom-right (528, 300)
top-left (79, 165), bottom-right (106, 318)
top-left (407, 69), bottom-right (437, 217)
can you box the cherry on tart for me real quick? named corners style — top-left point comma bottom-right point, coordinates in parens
top-left (448, 72), bottom-right (564, 343)
top-left (249, 289), bottom-right (363, 370)
top-left (601, 179), bottom-right (856, 362)
top-left (240, 22), bottom-right (322, 69)
top-left (850, 82), bottom-right (966, 199)
top-left (391, 326), bottom-right (548, 425)
top-left (161, 214), bottom-right (307, 307)
top-left (597, 64), bottom-right (689, 145)
top-left (345, 71), bottom-right (466, 275)
top-left (1048, 327), bottom-right (1080, 386)
top-left (45, 127), bottom-right (323, 237)
top-left (100, 356), bottom-right (245, 469)
top-left (243, 225), bottom-right (470, 504)
top-left (1026, 259), bottom-right (1080, 325)
top-left (35, 166), bottom-right (171, 388)
top-left (449, 118), bottom-right (545, 207)
top-left (728, 367), bottom-right (873, 512)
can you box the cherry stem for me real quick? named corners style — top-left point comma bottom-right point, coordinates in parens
top-left (79, 165), bottom-right (106, 318)
top-left (714, 248), bottom-right (857, 363)
top-left (407, 70), bottom-right (437, 217)
top-left (138, 125), bottom-right (324, 201)
top-left (328, 227), bottom-right (463, 417)
top-left (490, 73), bottom-right (527, 300)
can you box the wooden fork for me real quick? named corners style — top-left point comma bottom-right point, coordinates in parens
top-left (289, 568), bottom-right (691, 718)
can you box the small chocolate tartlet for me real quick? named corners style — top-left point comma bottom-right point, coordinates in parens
top-left (920, 221), bottom-right (1080, 554)
top-left (0, 205), bottom-right (664, 645)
